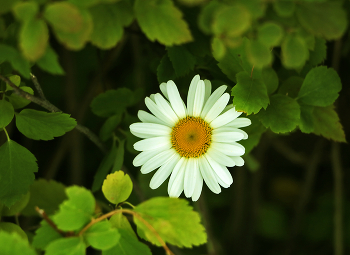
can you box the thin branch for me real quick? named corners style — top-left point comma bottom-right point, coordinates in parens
top-left (0, 74), bottom-right (107, 153)
top-left (30, 73), bottom-right (46, 100)
top-left (35, 206), bottom-right (66, 236)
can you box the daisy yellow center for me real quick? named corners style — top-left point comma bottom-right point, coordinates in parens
top-left (171, 116), bottom-right (212, 158)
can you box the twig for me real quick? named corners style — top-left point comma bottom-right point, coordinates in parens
top-left (35, 206), bottom-right (66, 236)
top-left (30, 73), bottom-right (46, 100)
top-left (0, 74), bottom-right (107, 153)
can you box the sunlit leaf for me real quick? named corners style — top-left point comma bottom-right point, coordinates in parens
top-left (84, 221), bottom-right (120, 250)
top-left (45, 237), bottom-right (85, 255)
top-left (102, 171), bottom-right (133, 205)
top-left (0, 232), bottom-right (36, 255)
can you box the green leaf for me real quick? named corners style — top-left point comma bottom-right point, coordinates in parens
top-left (45, 237), bottom-right (85, 255)
top-left (273, 1), bottom-right (295, 17)
top-left (257, 22), bottom-right (284, 47)
top-left (53, 186), bottom-right (95, 231)
top-left (84, 221), bottom-right (120, 250)
top-left (102, 171), bottom-right (133, 205)
top-left (134, 197), bottom-right (207, 248)
top-left (246, 39), bottom-right (272, 68)
top-left (297, 66), bottom-right (341, 107)
top-left (157, 54), bottom-right (176, 83)
top-left (104, 213), bottom-right (152, 255)
top-left (21, 179), bottom-right (67, 216)
top-left (0, 99), bottom-right (14, 128)
top-left (232, 71), bottom-right (269, 114)
top-left (90, 88), bottom-right (134, 117)
top-left (239, 115), bottom-right (266, 154)
top-left (32, 220), bottom-right (63, 250)
top-left (68, 0), bottom-right (100, 8)
top-left (111, 140), bottom-right (125, 173)
top-left (0, 222), bottom-right (28, 241)
top-left (278, 76), bottom-right (304, 98)
top-left (89, 2), bottom-right (132, 49)
top-left (299, 104), bottom-right (314, 133)
top-left (36, 46), bottom-right (65, 75)
top-left (0, 140), bottom-right (38, 207)
top-left (211, 37), bottom-right (226, 60)
top-left (258, 94), bottom-right (300, 133)
top-left (312, 105), bottom-right (346, 142)
top-left (19, 19), bottom-right (49, 61)
top-left (15, 109), bottom-right (77, 141)
top-left (167, 46), bottom-right (196, 77)
top-left (99, 114), bottom-right (122, 141)
top-left (198, 1), bottom-right (222, 34)
top-left (281, 34), bottom-right (309, 69)
top-left (262, 67), bottom-right (278, 95)
top-left (215, 46), bottom-right (244, 83)
top-left (5, 75), bottom-right (21, 88)
top-left (307, 38), bottom-right (326, 67)
top-left (0, 232), bottom-right (36, 255)
top-left (134, 0), bottom-right (192, 46)
top-left (12, 1), bottom-right (39, 21)
top-left (296, 2), bottom-right (347, 40)
top-left (1, 192), bottom-right (30, 216)
top-left (7, 86), bottom-right (34, 109)
top-left (0, 44), bottom-right (31, 78)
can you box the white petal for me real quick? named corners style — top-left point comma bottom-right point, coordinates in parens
top-left (225, 117), bottom-right (252, 128)
top-left (215, 172), bottom-right (231, 188)
top-left (167, 80), bottom-right (186, 119)
top-left (168, 158), bottom-right (186, 197)
top-left (160, 82), bottom-right (169, 99)
top-left (150, 153), bottom-right (180, 189)
top-left (210, 108), bottom-right (243, 129)
top-left (207, 147), bottom-right (236, 167)
top-left (145, 97), bottom-right (174, 126)
top-left (205, 154), bottom-right (233, 187)
top-left (140, 149), bottom-right (175, 174)
top-left (134, 136), bottom-right (171, 151)
top-left (212, 131), bottom-right (245, 143)
top-left (130, 123), bottom-right (171, 138)
top-left (184, 158), bottom-right (198, 198)
top-left (168, 157), bottom-right (185, 194)
top-left (192, 80), bottom-right (205, 117)
top-left (133, 148), bottom-right (164, 167)
top-left (204, 93), bottom-right (230, 123)
top-left (198, 156), bottom-right (221, 194)
top-left (187, 75), bottom-right (200, 116)
top-left (222, 104), bottom-right (234, 113)
top-left (230, 156), bottom-right (244, 166)
top-left (214, 126), bottom-right (248, 140)
top-left (203, 79), bottom-right (212, 104)
top-left (211, 141), bottom-right (245, 156)
top-left (137, 110), bottom-right (167, 125)
top-left (150, 94), bottom-right (155, 101)
top-left (191, 175), bottom-right (203, 202)
top-left (200, 85), bottom-right (227, 118)
top-left (154, 93), bottom-right (179, 123)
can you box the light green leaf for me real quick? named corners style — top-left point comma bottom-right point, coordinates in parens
top-left (45, 237), bottom-right (85, 255)
top-left (90, 88), bottom-right (134, 117)
top-left (239, 115), bottom-right (266, 154)
top-left (21, 179), bottom-right (67, 216)
top-left (111, 140), bottom-right (125, 174)
top-left (5, 75), bottom-right (21, 89)
top-left (104, 213), bottom-right (152, 255)
top-left (7, 86), bottom-right (34, 109)
top-left (1, 192), bottom-right (30, 216)
top-left (102, 171), bottom-right (133, 205)
top-left (99, 114), bottom-right (122, 141)
top-left (237, 0), bottom-right (266, 19)
top-left (0, 222), bottom-right (28, 241)
top-left (262, 67), bottom-right (278, 95)
top-left (257, 22), bottom-right (284, 47)
top-left (232, 71), bottom-right (269, 114)
top-left (0, 140), bottom-right (38, 207)
top-left (68, 0), bottom-right (100, 8)
top-left (282, 34), bottom-right (309, 69)
top-left (16, 109), bottom-right (77, 140)
top-left (167, 45), bottom-right (196, 77)
top-left (134, 0), bottom-right (193, 46)
top-left (273, 1), bottom-right (295, 17)
top-left (134, 197), bottom-right (207, 248)
top-left (296, 2), bottom-right (347, 40)
top-left (32, 220), bottom-right (63, 250)
top-left (246, 39), bottom-right (272, 68)
top-left (312, 105), bottom-right (346, 142)
top-left (157, 54), bottom-right (176, 83)
top-left (197, 1), bottom-right (222, 34)
top-left (0, 232), bottom-right (36, 255)
top-left (211, 37), bottom-right (226, 60)
top-left (0, 44), bottom-right (31, 78)
top-left (36, 46), bottom-right (65, 75)
top-left (12, 1), bottom-right (39, 21)
top-left (278, 76), bottom-right (304, 98)
top-left (52, 186), bottom-right (95, 231)
top-left (19, 19), bottom-right (49, 61)
top-left (258, 94), bottom-right (300, 133)
top-left (297, 66), bottom-right (341, 107)
top-left (89, 1), bottom-right (133, 49)
top-left (84, 221), bottom-right (120, 250)
top-left (299, 104), bottom-right (314, 133)
top-left (0, 99), bottom-right (14, 128)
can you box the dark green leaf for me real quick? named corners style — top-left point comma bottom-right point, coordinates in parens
top-left (239, 115), bottom-right (266, 154)
top-left (134, 0), bottom-right (192, 46)
top-left (232, 71), bottom-right (269, 114)
top-left (12, 1), bottom-right (39, 21)
top-left (1, 192), bottom-right (29, 216)
top-left (246, 40), bottom-right (272, 68)
top-left (134, 197), bottom-right (207, 248)
top-left (36, 46), bottom-right (65, 75)
top-left (53, 186), bottom-right (95, 231)
top-left (308, 38), bottom-right (326, 67)
top-left (278, 76), bottom-right (304, 98)
top-left (111, 140), bottom-right (125, 173)
top-left (0, 44), bottom-right (31, 78)
top-left (99, 114), bottom-right (122, 141)
top-left (167, 46), bottom-right (196, 77)
top-left (84, 221), bottom-right (120, 250)
top-left (68, 0), bottom-right (100, 8)
top-left (299, 104), bottom-right (314, 133)
top-left (258, 94), bottom-right (300, 133)
top-left (0, 222), bottom-right (28, 241)
top-left (0, 0), bottom-right (21, 14)
top-left (102, 171), bottom-right (133, 205)
top-left (0, 140), bottom-right (38, 207)
top-left (0, 99), bottom-right (14, 128)
top-left (157, 54), bottom-right (176, 83)
top-left (7, 86), bottom-right (34, 109)
top-left (297, 66), bottom-right (341, 107)
top-left (262, 67), bottom-right (278, 95)
top-left (45, 237), bottom-right (85, 255)
top-left (16, 109), bottom-right (77, 140)
top-left (32, 220), bottom-right (63, 250)
top-left (273, 1), bottom-right (295, 17)
top-left (281, 34), bottom-right (309, 69)
top-left (197, 1), bottom-right (221, 34)
top-left (0, 232), bottom-right (36, 255)
top-left (214, 46), bottom-right (244, 83)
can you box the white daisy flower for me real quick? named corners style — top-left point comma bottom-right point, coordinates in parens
top-left (130, 75), bottom-right (251, 201)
